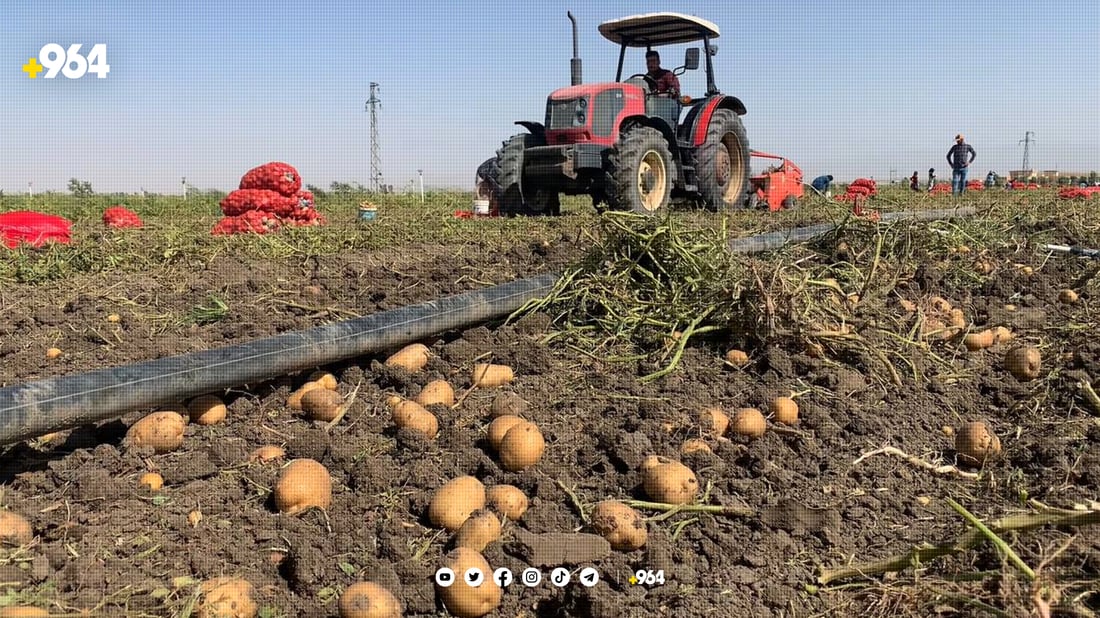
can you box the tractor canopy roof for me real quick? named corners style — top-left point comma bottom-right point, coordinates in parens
top-left (598, 12), bottom-right (720, 47)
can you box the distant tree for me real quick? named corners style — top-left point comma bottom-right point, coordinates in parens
top-left (305, 184), bottom-right (327, 198)
top-left (1089, 171), bottom-right (1098, 183)
top-left (330, 181), bottom-right (353, 194)
top-left (68, 178), bottom-right (93, 197)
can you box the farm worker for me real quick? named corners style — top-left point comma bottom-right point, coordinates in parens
top-left (926, 168), bottom-right (936, 191)
top-left (909, 171), bottom-right (920, 191)
top-left (984, 171), bottom-right (997, 188)
top-left (811, 174), bottom-right (833, 194)
top-left (644, 50), bottom-right (680, 97)
top-left (946, 134), bottom-right (977, 195)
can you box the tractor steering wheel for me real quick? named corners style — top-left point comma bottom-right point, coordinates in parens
top-left (627, 73), bottom-right (660, 93)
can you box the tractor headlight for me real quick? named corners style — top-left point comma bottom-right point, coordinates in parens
top-left (574, 110), bottom-right (586, 126)
top-left (577, 97), bottom-right (588, 109)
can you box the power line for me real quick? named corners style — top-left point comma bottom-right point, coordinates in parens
top-left (366, 82), bottom-right (384, 192)
top-left (1019, 131), bottom-right (1035, 170)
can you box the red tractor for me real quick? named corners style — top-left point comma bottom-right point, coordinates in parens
top-left (484, 12), bottom-right (751, 216)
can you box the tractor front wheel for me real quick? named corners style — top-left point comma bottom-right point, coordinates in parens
top-left (696, 109), bottom-right (751, 210)
top-left (606, 126), bottom-right (673, 214)
top-left (494, 134), bottom-right (560, 217)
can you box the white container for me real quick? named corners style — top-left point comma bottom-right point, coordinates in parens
top-left (473, 199), bottom-right (490, 215)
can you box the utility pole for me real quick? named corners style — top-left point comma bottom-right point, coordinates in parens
top-left (417, 169), bottom-right (424, 203)
top-left (1019, 131), bottom-right (1035, 171)
top-left (366, 83), bottom-right (384, 192)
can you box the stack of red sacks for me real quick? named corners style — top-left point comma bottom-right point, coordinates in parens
top-left (1059, 186), bottom-right (1100, 200)
top-left (835, 178), bottom-right (877, 202)
top-left (213, 162), bottom-right (324, 235)
top-left (930, 183), bottom-right (951, 195)
top-left (966, 180), bottom-right (985, 191)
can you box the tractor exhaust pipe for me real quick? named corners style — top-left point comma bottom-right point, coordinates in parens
top-left (568, 11), bottom-right (582, 85)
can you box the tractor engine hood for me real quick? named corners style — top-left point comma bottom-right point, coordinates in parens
top-left (549, 82), bottom-right (644, 101)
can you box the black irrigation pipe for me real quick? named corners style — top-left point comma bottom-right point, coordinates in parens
top-left (0, 206), bottom-right (975, 445)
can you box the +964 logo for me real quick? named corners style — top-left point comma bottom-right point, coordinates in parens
top-left (23, 43), bottom-right (110, 79)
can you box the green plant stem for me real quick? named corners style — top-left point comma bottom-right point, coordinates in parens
top-left (623, 499), bottom-right (753, 518)
top-left (946, 498), bottom-right (1035, 580)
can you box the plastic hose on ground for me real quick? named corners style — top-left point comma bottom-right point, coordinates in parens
top-left (0, 207), bottom-right (976, 445)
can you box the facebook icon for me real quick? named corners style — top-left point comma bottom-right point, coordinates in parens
top-left (493, 567), bottom-right (514, 588)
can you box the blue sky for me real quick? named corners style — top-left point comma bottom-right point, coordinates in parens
top-left (1, 1), bottom-right (1098, 193)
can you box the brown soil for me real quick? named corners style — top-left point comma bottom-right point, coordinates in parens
top-left (1, 214), bottom-right (1097, 617)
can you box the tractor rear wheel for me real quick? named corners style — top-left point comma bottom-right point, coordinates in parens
top-left (696, 109), bottom-right (750, 210)
top-left (494, 134), bottom-right (560, 217)
top-left (606, 126), bottom-right (673, 214)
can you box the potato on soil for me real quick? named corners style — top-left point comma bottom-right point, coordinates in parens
top-left (769, 397), bottom-right (799, 425)
top-left (698, 406), bottom-right (729, 436)
top-left (139, 472), bottom-right (164, 490)
top-left (724, 349), bottom-right (749, 367)
top-left (338, 581), bottom-right (402, 618)
top-left (498, 421), bottom-right (545, 471)
top-left (126, 411), bottom-right (186, 453)
top-left (308, 371), bottom-right (338, 391)
top-left (729, 408), bottom-right (767, 438)
top-left (415, 379), bottom-right (455, 407)
top-left (471, 363), bottom-right (514, 388)
top-left (429, 476), bottom-right (486, 532)
top-left (680, 438), bottom-right (713, 456)
top-left (301, 388), bottom-right (345, 422)
top-left (45, 347), bottom-right (62, 359)
top-left (437, 548), bottom-right (501, 618)
top-left (991, 326), bottom-right (1013, 344)
top-left (0, 607), bottom-right (49, 617)
top-left (455, 508), bottom-right (502, 552)
top-left (385, 343), bottom-right (430, 372)
top-left (197, 577), bottom-right (257, 618)
top-left (1058, 289), bottom-right (1079, 304)
top-left (249, 445), bottom-right (286, 463)
top-left (0, 511), bottom-right (33, 546)
top-left (1005, 346), bottom-right (1042, 381)
top-left (591, 500), bottom-right (647, 551)
top-left (274, 459), bottom-right (332, 515)
top-left (640, 456), bottom-right (698, 505)
top-left (392, 399), bottom-right (439, 439)
top-left (486, 485), bottom-right (528, 521)
top-left (287, 381), bottom-right (324, 410)
top-left (487, 415), bottom-right (524, 451)
top-left (188, 394), bottom-right (227, 425)
top-left (955, 421), bottom-right (1002, 467)
top-left (963, 329), bottom-right (994, 351)
top-left (489, 391), bottom-right (528, 419)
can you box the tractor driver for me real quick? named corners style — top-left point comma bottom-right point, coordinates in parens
top-left (645, 50), bottom-right (680, 97)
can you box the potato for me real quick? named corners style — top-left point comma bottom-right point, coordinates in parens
top-left (729, 408), bottom-right (766, 438)
top-left (339, 581), bottom-right (402, 618)
top-left (991, 326), bottom-right (1013, 344)
top-left (288, 381), bottom-right (324, 410)
top-left (274, 459), bottom-right (332, 515)
top-left (45, 347), bottom-right (62, 359)
top-left (486, 485), bottom-right (528, 521)
top-left (948, 308), bottom-right (967, 331)
top-left (498, 421), bottom-right (545, 471)
top-left (680, 438), bottom-right (713, 456)
top-left (308, 371), bottom-right (339, 391)
top-left (385, 394), bottom-right (404, 408)
top-left (487, 415), bottom-right (525, 451)
top-left (724, 349), bottom-right (749, 367)
top-left (0, 607), bottom-right (49, 617)
top-left (0, 511), bottom-right (33, 546)
top-left (249, 445), bottom-right (286, 463)
top-left (963, 329), bottom-right (994, 351)
top-left (188, 394), bottom-right (227, 425)
top-left (489, 391), bottom-right (528, 419)
top-left (929, 296), bottom-right (953, 313)
top-left (591, 500), bottom-right (647, 551)
top-left (429, 476), bottom-right (486, 532)
top-left (301, 389), bottom-right (345, 422)
top-left (955, 421), bottom-right (1002, 467)
top-left (139, 472), bottom-right (164, 491)
top-left (1058, 289), bottom-right (1079, 304)
top-left (698, 406), bottom-right (729, 436)
top-left (126, 411), bottom-right (186, 453)
top-left (471, 363), bottom-right (514, 388)
top-left (769, 397), bottom-right (799, 425)
top-left (385, 343), bottom-right (430, 372)
top-left (1005, 346), bottom-right (1042, 381)
top-left (197, 577), bottom-right (257, 618)
top-left (391, 400), bottom-right (439, 439)
top-left (640, 456), bottom-right (698, 505)
top-left (437, 548), bottom-right (501, 618)
top-left (415, 379), bottom-right (455, 407)
top-left (455, 508), bottom-right (502, 552)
